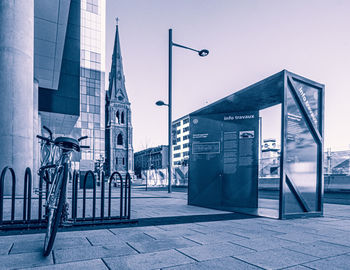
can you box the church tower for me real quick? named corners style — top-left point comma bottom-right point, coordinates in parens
top-left (105, 20), bottom-right (133, 177)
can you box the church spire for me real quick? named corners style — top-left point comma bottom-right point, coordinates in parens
top-left (107, 19), bottom-right (129, 103)
top-left (105, 18), bottom-right (134, 177)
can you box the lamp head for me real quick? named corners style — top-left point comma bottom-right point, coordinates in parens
top-left (198, 49), bottom-right (209, 57)
top-left (156, 100), bottom-right (167, 106)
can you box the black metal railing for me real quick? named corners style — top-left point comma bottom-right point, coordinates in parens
top-left (0, 167), bottom-right (132, 230)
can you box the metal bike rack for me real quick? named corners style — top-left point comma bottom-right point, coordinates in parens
top-left (0, 167), bottom-right (133, 230)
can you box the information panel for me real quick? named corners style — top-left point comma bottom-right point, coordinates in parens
top-left (188, 111), bottom-right (259, 210)
top-left (284, 84), bottom-right (319, 214)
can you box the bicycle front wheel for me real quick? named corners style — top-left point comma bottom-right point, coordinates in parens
top-left (43, 163), bottom-right (68, 256)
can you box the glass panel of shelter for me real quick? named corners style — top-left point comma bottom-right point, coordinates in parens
top-left (283, 84), bottom-right (319, 215)
top-left (258, 104), bottom-right (282, 218)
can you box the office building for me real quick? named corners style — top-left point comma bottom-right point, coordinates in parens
top-left (0, 0), bottom-right (105, 193)
top-left (172, 115), bottom-right (190, 166)
top-left (134, 146), bottom-right (168, 178)
top-left (74, 0), bottom-right (106, 165)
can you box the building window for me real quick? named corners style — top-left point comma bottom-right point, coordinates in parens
top-left (86, 0), bottom-right (98, 14)
top-left (116, 157), bottom-right (118, 165)
top-left (183, 143), bottom-right (189, 149)
top-left (174, 153), bottom-right (181, 158)
top-left (117, 133), bottom-right (123, 145)
top-left (177, 137), bottom-right (181, 142)
top-left (116, 111), bottom-right (120, 124)
top-left (122, 157), bottom-right (125, 165)
top-left (172, 122), bottom-right (180, 129)
top-left (183, 127), bottom-right (189, 132)
top-left (183, 135), bottom-right (189, 140)
top-left (121, 111), bottom-right (125, 124)
top-left (183, 151), bottom-right (189, 157)
top-left (183, 118), bottom-right (189, 124)
top-left (174, 145), bottom-right (181, 151)
top-left (176, 130), bottom-right (181, 135)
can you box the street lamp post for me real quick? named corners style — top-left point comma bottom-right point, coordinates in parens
top-left (156, 28), bottom-right (209, 193)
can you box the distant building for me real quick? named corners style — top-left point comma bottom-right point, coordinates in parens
top-left (325, 149), bottom-right (350, 175)
top-left (260, 139), bottom-right (280, 177)
top-left (134, 146), bottom-right (168, 178)
top-left (105, 22), bottom-right (133, 177)
top-left (172, 115), bottom-right (190, 166)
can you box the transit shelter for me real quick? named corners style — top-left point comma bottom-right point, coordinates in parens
top-left (188, 70), bottom-right (324, 219)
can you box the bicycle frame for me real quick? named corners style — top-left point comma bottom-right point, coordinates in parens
top-left (45, 151), bottom-right (72, 208)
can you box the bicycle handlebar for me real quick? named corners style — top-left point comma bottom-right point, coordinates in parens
top-left (37, 135), bottom-right (53, 143)
top-left (43, 126), bottom-right (53, 140)
top-left (38, 129), bottom-right (90, 150)
top-left (78, 136), bottom-right (88, 142)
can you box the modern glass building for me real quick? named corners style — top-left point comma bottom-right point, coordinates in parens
top-left (74, 0), bottom-right (106, 164)
top-left (0, 0), bottom-right (106, 193)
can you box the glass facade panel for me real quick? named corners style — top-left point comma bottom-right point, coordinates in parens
top-left (76, 0), bottom-right (106, 163)
top-left (285, 86), bottom-right (318, 213)
top-left (292, 79), bottom-right (320, 131)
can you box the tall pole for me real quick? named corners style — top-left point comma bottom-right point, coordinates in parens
top-left (168, 29), bottom-right (173, 193)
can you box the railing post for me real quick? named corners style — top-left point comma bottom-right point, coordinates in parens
top-left (45, 170), bottom-right (50, 219)
top-left (74, 171), bottom-right (78, 219)
top-left (38, 172), bottom-right (43, 221)
top-left (120, 173), bottom-right (123, 219)
top-left (92, 171), bottom-right (96, 220)
top-left (127, 173), bottom-right (131, 219)
top-left (0, 167), bottom-right (16, 224)
top-left (108, 172), bottom-right (122, 219)
top-left (23, 169), bottom-right (28, 221)
top-left (23, 168), bottom-right (32, 221)
top-left (100, 171), bottom-right (105, 218)
top-left (82, 170), bottom-right (96, 219)
top-left (71, 170), bottom-right (75, 220)
top-left (82, 172), bottom-right (87, 219)
top-left (124, 174), bottom-right (127, 217)
top-left (27, 168), bottom-right (32, 221)
top-left (71, 170), bottom-right (78, 220)
top-left (108, 173), bottom-right (112, 218)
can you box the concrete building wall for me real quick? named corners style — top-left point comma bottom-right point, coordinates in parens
top-left (0, 0), bottom-right (34, 194)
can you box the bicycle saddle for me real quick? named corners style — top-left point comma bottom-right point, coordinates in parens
top-left (54, 137), bottom-right (80, 152)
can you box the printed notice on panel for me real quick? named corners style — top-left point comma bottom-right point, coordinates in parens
top-left (239, 130), bottom-right (254, 166)
top-left (192, 142), bottom-right (220, 154)
top-left (223, 131), bottom-right (238, 174)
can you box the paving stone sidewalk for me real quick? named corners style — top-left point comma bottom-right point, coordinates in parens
top-left (0, 201), bottom-right (350, 269)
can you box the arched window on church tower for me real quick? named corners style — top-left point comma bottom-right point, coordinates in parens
top-left (116, 111), bottom-right (120, 124)
top-left (117, 133), bottom-right (123, 146)
top-left (121, 111), bottom-right (125, 124)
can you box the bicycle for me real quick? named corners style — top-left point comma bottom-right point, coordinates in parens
top-left (37, 126), bottom-right (89, 256)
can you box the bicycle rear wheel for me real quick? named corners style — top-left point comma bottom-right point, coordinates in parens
top-left (43, 163), bottom-right (68, 256)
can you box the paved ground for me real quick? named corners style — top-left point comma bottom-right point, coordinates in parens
top-left (1, 190), bottom-right (350, 269)
top-left (1, 186), bottom-right (230, 221)
top-left (2, 185), bottom-right (350, 220)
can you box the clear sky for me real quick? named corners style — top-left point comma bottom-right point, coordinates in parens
top-left (106, 0), bottom-right (350, 152)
